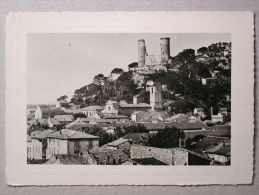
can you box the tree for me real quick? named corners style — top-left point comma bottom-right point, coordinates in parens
top-left (111, 68), bottom-right (124, 74)
top-left (128, 62), bottom-right (138, 70)
top-left (57, 95), bottom-right (68, 101)
top-left (123, 124), bottom-right (149, 134)
top-left (148, 127), bottom-right (185, 148)
top-left (93, 74), bottom-right (106, 86)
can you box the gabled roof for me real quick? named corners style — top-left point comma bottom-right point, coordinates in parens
top-left (208, 145), bottom-right (230, 156)
top-left (103, 115), bottom-right (128, 119)
top-left (188, 136), bottom-right (230, 153)
top-left (119, 103), bottom-right (151, 108)
top-left (54, 115), bottom-right (74, 122)
top-left (165, 113), bottom-right (190, 122)
top-left (47, 129), bottom-right (99, 140)
top-left (107, 138), bottom-right (129, 147)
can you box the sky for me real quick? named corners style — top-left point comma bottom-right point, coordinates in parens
top-left (27, 33), bottom-right (230, 104)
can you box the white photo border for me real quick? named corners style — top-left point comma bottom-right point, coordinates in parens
top-left (5, 12), bottom-right (254, 185)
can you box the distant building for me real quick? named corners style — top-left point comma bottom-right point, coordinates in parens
top-left (76, 105), bottom-right (103, 119)
top-left (46, 129), bottom-right (99, 159)
top-left (193, 108), bottom-right (206, 118)
top-left (27, 129), bottom-right (54, 160)
top-left (149, 83), bottom-right (162, 111)
top-left (130, 145), bottom-right (211, 165)
top-left (103, 115), bottom-right (129, 123)
top-left (54, 115), bottom-right (74, 125)
top-left (118, 103), bottom-right (151, 116)
top-left (101, 100), bottom-right (119, 116)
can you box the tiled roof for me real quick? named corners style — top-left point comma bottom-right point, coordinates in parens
top-left (171, 121), bottom-right (208, 130)
top-left (107, 138), bottom-right (129, 147)
top-left (208, 145), bottom-right (230, 156)
top-left (188, 136), bottom-right (230, 153)
top-left (103, 115), bottom-right (129, 119)
top-left (119, 103), bottom-right (151, 108)
top-left (78, 105), bottom-right (103, 111)
top-left (54, 115), bottom-right (74, 122)
top-left (66, 120), bottom-right (87, 129)
top-left (47, 129), bottom-right (99, 140)
top-left (165, 113), bottom-right (190, 122)
top-left (32, 129), bottom-right (54, 140)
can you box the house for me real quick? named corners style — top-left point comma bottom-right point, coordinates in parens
top-left (130, 145), bottom-right (211, 165)
top-left (171, 120), bottom-right (208, 132)
top-left (164, 113), bottom-right (190, 123)
top-left (118, 103), bottom-right (151, 116)
top-left (75, 105), bottom-right (103, 119)
top-left (65, 119), bottom-right (89, 130)
top-left (54, 115), bottom-right (74, 125)
top-left (188, 136), bottom-right (230, 154)
top-left (103, 114), bottom-right (129, 123)
top-left (27, 136), bottom-right (32, 160)
top-left (103, 138), bottom-right (131, 155)
top-left (27, 129), bottom-right (54, 160)
top-left (88, 147), bottom-right (133, 165)
top-left (193, 108), bottom-right (206, 118)
top-left (46, 129), bottom-right (99, 159)
top-left (211, 113), bottom-right (224, 123)
top-left (101, 100), bottom-right (119, 116)
top-left (207, 145), bottom-right (231, 165)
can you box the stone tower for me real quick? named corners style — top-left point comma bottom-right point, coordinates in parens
top-left (149, 83), bottom-right (163, 111)
top-left (160, 37), bottom-right (170, 64)
top-left (138, 39), bottom-right (146, 66)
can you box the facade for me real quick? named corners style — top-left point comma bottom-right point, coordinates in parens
top-left (101, 100), bottom-right (119, 116)
top-left (149, 83), bottom-right (163, 111)
top-left (27, 129), bottom-right (54, 160)
top-left (46, 129), bottom-right (99, 159)
top-left (118, 103), bottom-right (151, 116)
top-left (76, 105), bottom-right (103, 119)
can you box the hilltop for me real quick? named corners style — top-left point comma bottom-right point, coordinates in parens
top-left (62, 42), bottom-right (231, 116)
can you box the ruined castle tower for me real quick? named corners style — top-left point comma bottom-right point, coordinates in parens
top-left (138, 39), bottom-right (146, 66)
top-left (149, 83), bottom-right (163, 111)
top-left (160, 37), bottom-right (170, 64)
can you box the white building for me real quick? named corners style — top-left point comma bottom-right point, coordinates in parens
top-left (101, 100), bottom-right (119, 116)
top-left (27, 129), bottom-right (54, 160)
top-left (46, 129), bottom-right (99, 159)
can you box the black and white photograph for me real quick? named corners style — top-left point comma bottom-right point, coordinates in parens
top-left (26, 33), bottom-right (231, 166)
top-left (5, 12), bottom-right (254, 186)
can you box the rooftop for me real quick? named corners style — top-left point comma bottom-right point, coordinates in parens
top-left (107, 138), bottom-right (129, 147)
top-left (47, 129), bottom-right (99, 140)
top-left (119, 103), bottom-right (151, 108)
top-left (77, 105), bottom-right (103, 111)
top-left (171, 121), bottom-right (208, 130)
top-left (32, 129), bottom-right (54, 140)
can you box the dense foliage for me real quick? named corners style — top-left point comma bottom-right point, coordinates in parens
top-left (69, 42), bottom-right (231, 114)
